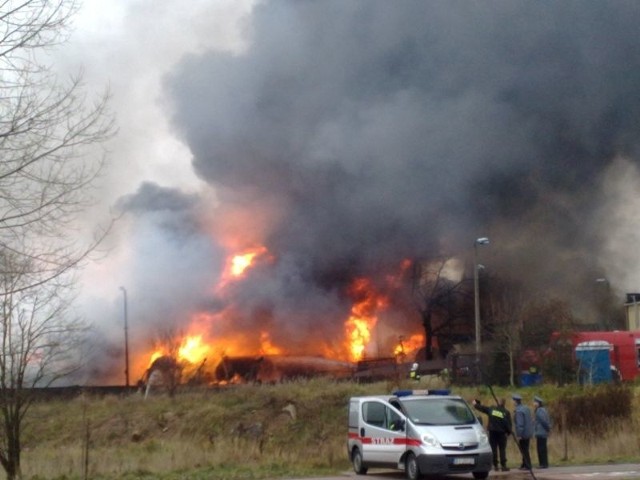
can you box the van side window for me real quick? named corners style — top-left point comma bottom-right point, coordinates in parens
top-left (363, 402), bottom-right (386, 427)
top-left (387, 407), bottom-right (403, 431)
top-left (363, 402), bottom-right (403, 431)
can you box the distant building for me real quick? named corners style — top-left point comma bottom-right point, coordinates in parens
top-left (624, 293), bottom-right (640, 330)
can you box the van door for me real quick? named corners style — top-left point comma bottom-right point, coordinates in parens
top-left (360, 400), bottom-right (407, 464)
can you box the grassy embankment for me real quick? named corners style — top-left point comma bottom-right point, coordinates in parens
top-left (15, 376), bottom-right (640, 480)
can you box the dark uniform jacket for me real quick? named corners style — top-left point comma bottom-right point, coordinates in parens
top-left (474, 403), bottom-right (512, 434)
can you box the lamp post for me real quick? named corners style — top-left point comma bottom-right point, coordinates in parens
top-left (119, 286), bottom-right (130, 388)
top-left (473, 237), bottom-right (490, 356)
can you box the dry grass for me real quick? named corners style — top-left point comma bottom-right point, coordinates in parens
top-left (467, 383), bottom-right (640, 467)
top-left (11, 378), bottom-right (640, 479)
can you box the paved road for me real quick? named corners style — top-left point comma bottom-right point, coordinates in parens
top-left (503, 464), bottom-right (640, 479)
top-left (322, 464), bottom-right (640, 480)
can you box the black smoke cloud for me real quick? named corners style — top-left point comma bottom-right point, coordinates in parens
top-left (107, 1), bottom-right (640, 371)
top-left (165, 2), bottom-right (640, 288)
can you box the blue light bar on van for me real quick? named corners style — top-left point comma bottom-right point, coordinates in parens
top-left (393, 389), bottom-right (450, 397)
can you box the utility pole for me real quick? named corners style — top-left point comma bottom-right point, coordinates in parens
top-left (119, 286), bottom-right (130, 388)
top-left (473, 237), bottom-right (490, 356)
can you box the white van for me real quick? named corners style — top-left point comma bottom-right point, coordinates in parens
top-left (347, 389), bottom-right (492, 480)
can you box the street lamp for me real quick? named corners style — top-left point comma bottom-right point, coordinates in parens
top-left (119, 286), bottom-right (130, 388)
top-left (473, 237), bottom-right (490, 356)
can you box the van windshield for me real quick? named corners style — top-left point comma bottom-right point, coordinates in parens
top-left (400, 398), bottom-right (476, 426)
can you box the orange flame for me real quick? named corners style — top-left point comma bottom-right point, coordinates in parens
top-left (259, 331), bottom-right (282, 355)
top-left (346, 317), bottom-right (372, 361)
top-left (394, 333), bottom-right (424, 357)
top-left (344, 278), bottom-right (389, 362)
top-left (178, 335), bottom-right (210, 364)
top-left (222, 246), bottom-right (268, 282)
top-left (386, 258), bottom-right (412, 287)
top-left (146, 334), bottom-right (210, 368)
top-left (231, 253), bottom-right (256, 276)
top-left (149, 350), bottom-right (163, 366)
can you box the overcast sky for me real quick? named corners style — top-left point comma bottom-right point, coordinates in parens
top-left (54, 0), bottom-right (640, 384)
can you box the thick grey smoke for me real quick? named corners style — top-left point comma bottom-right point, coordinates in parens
top-left (167, 3), bottom-right (640, 282)
top-left (98, 1), bottom-right (640, 381)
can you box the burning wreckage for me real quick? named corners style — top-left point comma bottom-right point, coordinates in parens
top-left (140, 354), bottom-right (356, 394)
top-left (214, 355), bottom-right (354, 383)
top-left (130, 250), bottom-right (430, 395)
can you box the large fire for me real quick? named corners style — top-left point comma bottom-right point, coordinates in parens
top-left (344, 277), bottom-right (389, 362)
top-left (134, 246), bottom-right (424, 385)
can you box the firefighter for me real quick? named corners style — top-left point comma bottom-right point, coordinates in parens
top-left (472, 398), bottom-right (512, 471)
top-left (512, 393), bottom-right (533, 470)
top-left (409, 362), bottom-right (420, 381)
top-left (533, 395), bottom-right (551, 469)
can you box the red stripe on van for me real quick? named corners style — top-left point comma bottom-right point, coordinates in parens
top-left (348, 433), bottom-right (422, 447)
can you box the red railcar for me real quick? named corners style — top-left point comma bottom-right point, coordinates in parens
top-left (550, 330), bottom-right (640, 381)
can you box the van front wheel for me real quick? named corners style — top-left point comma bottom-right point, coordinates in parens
top-left (472, 472), bottom-right (489, 479)
top-left (352, 448), bottom-right (367, 475)
top-left (405, 452), bottom-right (421, 480)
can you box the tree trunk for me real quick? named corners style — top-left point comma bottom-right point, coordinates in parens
top-left (422, 310), bottom-right (434, 360)
top-left (507, 344), bottom-right (515, 387)
top-left (7, 415), bottom-right (21, 480)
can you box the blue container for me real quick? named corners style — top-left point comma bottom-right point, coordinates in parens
top-left (519, 372), bottom-right (542, 387)
top-left (576, 341), bottom-right (612, 384)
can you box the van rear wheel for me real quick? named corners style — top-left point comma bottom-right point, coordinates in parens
top-left (406, 452), bottom-right (421, 480)
top-left (352, 448), bottom-right (367, 475)
top-left (472, 472), bottom-right (489, 479)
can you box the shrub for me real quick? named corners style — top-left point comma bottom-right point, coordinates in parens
top-left (554, 384), bottom-right (633, 434)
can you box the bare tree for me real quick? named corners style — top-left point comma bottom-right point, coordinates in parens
top-left (521, 298), bottom-right (575, 347)
top-left (522, 298), bottom-right (578, 385)
top-left (486, 277), bottom-right (526, 386)
top-left (0, 251), bottom-right (87, 478)
top-left (0, 2), bottom-right (113, 478)
top-left (411, 257), bottom-right (470, 360)
top-left (0, 0), bottom-right (113, 290)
